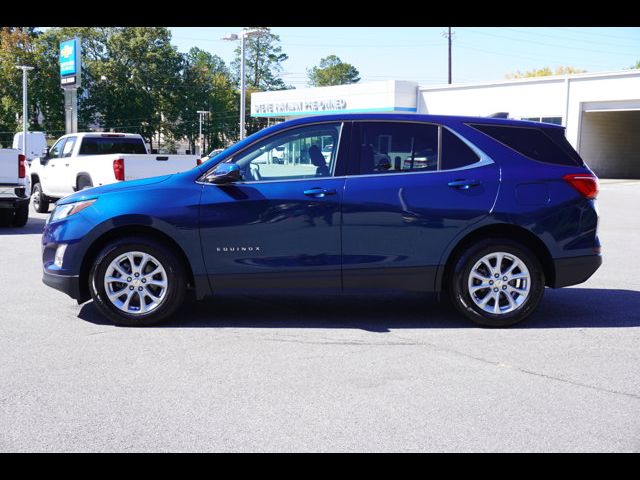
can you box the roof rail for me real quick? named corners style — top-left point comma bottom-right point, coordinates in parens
top-left (487, 112), bottom-right (509, 118)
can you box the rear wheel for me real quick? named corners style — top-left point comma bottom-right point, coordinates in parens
top-left (11, 202), bottom-right (29, 227)
top-left (448, 238), bottom-right (545, 327)
top-left (89, 237), bottom-right (187, 327)
top-left (32, 182), bottom-right (50, 213)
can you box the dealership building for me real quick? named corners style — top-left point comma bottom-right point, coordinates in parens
top-left (251, 70), bottom-right (640, 178)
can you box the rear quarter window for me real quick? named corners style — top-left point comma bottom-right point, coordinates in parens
top-left (469, 123), bottom-right (584, 167)
top-left (79, 137), bottom-right (147, 155)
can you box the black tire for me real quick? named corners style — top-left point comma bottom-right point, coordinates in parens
top-left (0, 209), bottom-right (11, 227)
top-left (77, 176), bottom-right (93, 191)
top-left (89, 237), bottom-right (187, 327)
top-left (11, 202), bottom-right (29, 227)
top-left (448, 238), bottom-right (545, 327)
top-left (32, 182), bottom-right (50, 213)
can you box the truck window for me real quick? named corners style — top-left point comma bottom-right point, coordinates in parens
top-left (78, 137), bottom-right (147, 155)
top-left (63, 137), bottom-right (77, 158)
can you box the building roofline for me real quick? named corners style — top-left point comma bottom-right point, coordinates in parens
top-left (419, 69), bottom-right (640, 92)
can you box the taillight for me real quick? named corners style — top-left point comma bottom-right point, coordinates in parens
top-left (563, 173), bottom-right (599, 199)
top-left (197, 158), bottom-right (203, 166)
top-left (113, 158), bottom-right (125, 181)
top-left (18, 154), bottom-right (26, 179)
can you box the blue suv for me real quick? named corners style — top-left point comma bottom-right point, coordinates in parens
top-left (41, 114), bottom-right (601, 327)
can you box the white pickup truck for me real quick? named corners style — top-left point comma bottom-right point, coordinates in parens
top-left (29, 132), bottom-right (199, 213)
top-left (0, 149), bottom-right (29, 227)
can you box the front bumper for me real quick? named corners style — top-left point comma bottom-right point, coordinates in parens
top-left (552, 254), bottom-right (602, 288)
top-left (42, 270), bottom-right (82, 301)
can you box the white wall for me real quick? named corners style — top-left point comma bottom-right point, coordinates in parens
top-left (418, 78), bottom-right (566, 120)
top-left (418, 71), bottom-right (640, 158)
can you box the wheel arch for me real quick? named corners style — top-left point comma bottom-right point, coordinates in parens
top-left (76, 173), bottom-right (93, 190)
top-left (438, 223), bottom-right (555, 292)
top-left (77, 225), bottom-right (198, 303)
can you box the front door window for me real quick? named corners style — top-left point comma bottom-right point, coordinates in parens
top-left (221, 123), bottom-right (341, 182)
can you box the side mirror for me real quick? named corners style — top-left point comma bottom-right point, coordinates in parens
top-left (41, 147), bottom-right (50, 160)
top-left (208, 163), bottom-right (241, 184)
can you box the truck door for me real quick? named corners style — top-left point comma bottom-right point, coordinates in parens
top-left (39, 137), bottom-right (67, 198)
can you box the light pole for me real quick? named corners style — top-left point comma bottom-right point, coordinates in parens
top-left (222, 28), bottom-right (267, 140)
top-left (15, 65), bottom-right (34, 158)
top-left (197, 110), bottom-right (210, 156)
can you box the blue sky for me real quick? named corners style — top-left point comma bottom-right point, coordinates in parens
top-left (168, 26), bottom-right (640, 88)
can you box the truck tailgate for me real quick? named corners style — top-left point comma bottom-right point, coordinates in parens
top-left (0, 149), bottom-right (22, 185)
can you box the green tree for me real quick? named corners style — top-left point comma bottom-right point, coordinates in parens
top-left (506, 66), bottom-right (587, 79)
top-left (0, 28), bottom-right (40, 146)
top-left (230, 28), bottom-right (289, 91)
top-left (32, 27), bottom-right (110, 139)
top-left (231, 28), bottom-right (291, 137)
top-left (83, 27), bottom-right (184, 150)
top-left (307, 55), bottom-right (361, 87)
top-left (177, 47), bottom-right (238, 153)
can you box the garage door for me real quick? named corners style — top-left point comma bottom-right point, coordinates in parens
top-left (579, 101), bottom-right (640, 179)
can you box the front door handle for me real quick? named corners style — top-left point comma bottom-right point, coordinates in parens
top-left (448, 179), bottom-right (480, 190)
top-left (304, 187), bottom-right (336, 198)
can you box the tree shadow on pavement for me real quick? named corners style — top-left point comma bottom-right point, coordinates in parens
top-left (77, 287), bottom-right (640, 332)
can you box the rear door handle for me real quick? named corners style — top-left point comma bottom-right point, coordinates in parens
top-left (448, 179), bottom-right (480, 189)
top-left (304, 187), bottom-right (336, 198)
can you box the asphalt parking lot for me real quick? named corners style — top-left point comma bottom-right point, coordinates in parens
top-left (0, 179), bottom-right (639, 452)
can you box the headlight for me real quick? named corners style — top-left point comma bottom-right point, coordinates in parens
top-left (50, 199), bottom-right (97, 223)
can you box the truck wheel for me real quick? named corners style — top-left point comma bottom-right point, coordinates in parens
top-left (0, 210), bottom-right (11, 227)
top-left (448, 238), bottom-right (545, 327)
top-left (89, 237), bottom-right (187, 327)
top-left (32, 183), bottom-right (50, 213)
top-left (11, 202), bottom-right (29, 227)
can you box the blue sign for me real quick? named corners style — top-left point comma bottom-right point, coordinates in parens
top-left (60, 38), bottom-right (81, 87)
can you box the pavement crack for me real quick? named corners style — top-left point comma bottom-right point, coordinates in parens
top-left (389, 334), bottom-right (640, 402)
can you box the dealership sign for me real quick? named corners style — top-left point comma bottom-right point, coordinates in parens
top-left (251, 80), bottom-right (419, 118)
top-left (60, 38), bottom-right (81, 88)
top-left (253, 98), bottom-right (347, 115)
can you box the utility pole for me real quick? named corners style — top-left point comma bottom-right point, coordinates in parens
top-left (442, 27), bottom-right (454, 84)
top-left (197, 110), bottom-right (210, 156)
top-left (15, 66), bottom-right (34, 158)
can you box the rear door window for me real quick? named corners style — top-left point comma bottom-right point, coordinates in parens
top-left (353, 122), bottom-right (481, 175)
top-left (441, 129), bottom-right (480, 170)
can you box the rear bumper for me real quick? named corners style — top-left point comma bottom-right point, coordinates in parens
top-left (552, 254), bottom-right (602, 288)
top-left (0, 186), bottom-right (29, 209)
top-left (42, 270), bottom-right (82, 301)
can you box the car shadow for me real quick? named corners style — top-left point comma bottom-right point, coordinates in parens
top-left (0, 216), bottom-right (47, 235)
top-left (77, 288), bottom-right (640, 331)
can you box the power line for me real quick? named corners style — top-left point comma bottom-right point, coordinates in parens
top-left (457, 27), bottom-right (635, 57)
top-left (500, 27), bottom-right (640, 49)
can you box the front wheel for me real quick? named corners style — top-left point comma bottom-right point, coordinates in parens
top-left (449, 239), bottom-right (545, 327)
top-left (32, 183), bottom-right (50, 213)
top-left (89, 237), bottom-right (187, 327)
